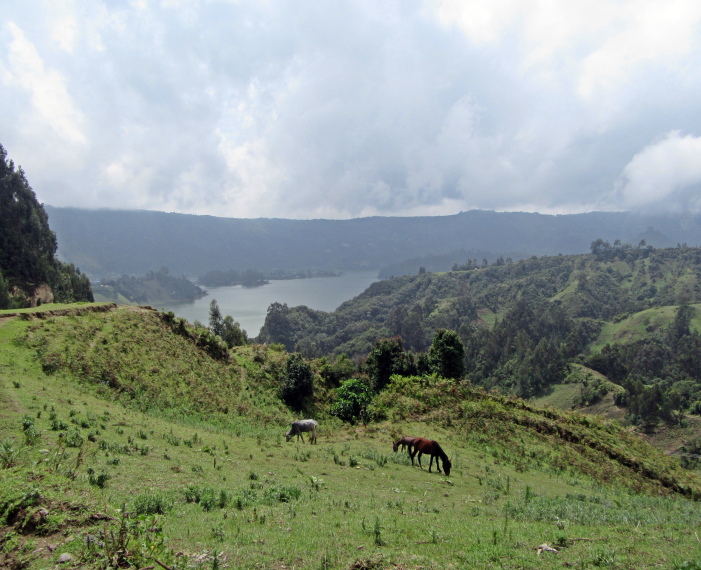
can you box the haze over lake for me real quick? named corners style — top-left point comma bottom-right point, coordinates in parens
top-left (160, 270), bottom-right (379, 337)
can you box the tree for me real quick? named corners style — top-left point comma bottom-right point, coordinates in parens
top-left (428, 329), bottom-right (466, 379)
top-left (0, 269), bottom-right (10, 310)
top-left (220, 315), bottom-right (247, 348)
top-left (208, 299), bottom-right (247, 348)
top-left (209, 299), bottom-right (224, 337)
top-left (365, 337), bottom-right (416, 392)
top-left (258, 302), bottom-right (294, 350)
top-left (280, 353), bottom-right (314, 409)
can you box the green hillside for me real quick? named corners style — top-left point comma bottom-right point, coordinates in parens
top-left (2, 305), bottom-right (701, 569)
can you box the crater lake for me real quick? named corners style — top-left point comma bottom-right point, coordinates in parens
top-left (159, 270), bottom-right (380, 338)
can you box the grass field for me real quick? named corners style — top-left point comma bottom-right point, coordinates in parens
top-left (2, 307), bottom-right (701, 569)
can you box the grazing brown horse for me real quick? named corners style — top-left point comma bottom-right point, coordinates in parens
top-left (409, 437), bottom-right (451, 476)
top-left (392, 435), bottom-right (418, 454)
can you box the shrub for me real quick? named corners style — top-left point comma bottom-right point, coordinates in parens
top-left (330, 377), bottom-right (373, 423)
top-left (263, 485), bottom-right (302, 504)
top-left (133, 493), bottom-right (173, 515)
top-left (0, 439), bottom-right (25, 468)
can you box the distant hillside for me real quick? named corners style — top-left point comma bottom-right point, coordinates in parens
top-left (45, 205), bottom-right (701, 279)
top-left (93, 267), bottom-right (206, 305)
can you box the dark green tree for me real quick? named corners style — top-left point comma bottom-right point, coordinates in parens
top-left (365, 337), bottom-right (416, 392)
top-left (428, 329), bottom-right (466, 379)
top-left (0, 269), bottom-right (10, 309)
top-left (280, 353), bottom-right (314, 409)
top-left (208, 299), bottom-right (247, 348)
top-left (0, 145), bottom-right (57, 286)
top-left (0, 143), bottom-right (93, 305)
top-left (220, 315), bottom-right (247, 348)
top-left (258, 302), bottom-right (294, 350)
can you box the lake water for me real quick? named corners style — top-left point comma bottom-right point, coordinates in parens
top-left (160, 270), bottom-right (380, 338)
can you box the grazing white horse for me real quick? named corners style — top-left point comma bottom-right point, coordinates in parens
top-left (285, 419), bottom-right (318, 444)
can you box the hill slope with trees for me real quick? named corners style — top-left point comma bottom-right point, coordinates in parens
top-left (257, 243), bottom-right (701, 430)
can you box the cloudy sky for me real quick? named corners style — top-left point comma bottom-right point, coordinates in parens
top-left (2, 0), bottom-right (701, 219)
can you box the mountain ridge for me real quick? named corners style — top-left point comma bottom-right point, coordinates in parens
top-left (45, 205), bottom-right (701, 278)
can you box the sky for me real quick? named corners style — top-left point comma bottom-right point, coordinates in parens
top-left (2, 1), bottom-right (701, 219)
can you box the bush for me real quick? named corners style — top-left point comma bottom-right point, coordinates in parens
top-left (133, 493), bottom-right (173, 515)
top-left (330, 377), bottom-right (373, 423)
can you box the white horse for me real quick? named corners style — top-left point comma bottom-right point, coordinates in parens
top-left (285, 419), bottom-right (318, 444)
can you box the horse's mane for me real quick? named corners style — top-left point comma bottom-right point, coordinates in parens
top-left (434, 442), bottom-right (450, 463)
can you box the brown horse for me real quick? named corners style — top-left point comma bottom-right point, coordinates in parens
top-left (409, 437), bottom-right (451, 476)
top-left (392, 435), bottom-right (418, 454)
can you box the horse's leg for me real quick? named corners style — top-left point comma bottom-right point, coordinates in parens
top-left (311, 427), bottom-right (317, 444)
top-left (409, 448), bottom-right (417, 466)
top-left (417, 452), bottom-right (423, 469)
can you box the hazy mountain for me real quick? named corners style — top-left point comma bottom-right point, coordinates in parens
top-left (45, 206), bottom-right (701, 279)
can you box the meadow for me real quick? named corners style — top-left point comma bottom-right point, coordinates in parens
top-left (2, 307), bottom-right (701, 569)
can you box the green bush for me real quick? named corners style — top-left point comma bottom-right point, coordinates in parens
top-left (133, 493), bottom-right (173, 515)
top-left (330, 378), bottom-right (373, 423)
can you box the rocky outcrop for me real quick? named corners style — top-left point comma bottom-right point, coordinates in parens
top-left (30, 283), bottom-right (54, 307)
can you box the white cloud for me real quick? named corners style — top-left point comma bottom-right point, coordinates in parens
top-left (3, 21), bottom-right (86, 145)
top-left (617, 131), bottom-right (701, 212)
top-left (1, 1), bottom-right (701, 218)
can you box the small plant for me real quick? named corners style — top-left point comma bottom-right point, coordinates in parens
top-left (64, 429), bottom-right (84, 448)
top-left (200, 488), bottom-right (230, 512)
top-left (263, 485), bottom-right (302, 504)
top-left (373, 516), bottom-right (384, 546)
top-left (82, 506), bottom-right (173, 568)
top-left (50, 418), bottom-right (68, 431)
top-left (184, 484), bottom-right (203, 503)
top-left (23, 425), bottom-right (41, 446)
top-left (165, 432), bottom-right (181, 446)
top-left (0, 438), bottom-right (25, 468)
top-left (12, 380), bottom-right (21, 388)
top-left (211, 523), bottom-right (225, 542)
top-left (87, 467), bottom-right (110, 488)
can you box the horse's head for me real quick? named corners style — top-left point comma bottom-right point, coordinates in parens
top-left (443, 458), bottom-right (452, 477)
top-left (392, 439), bottom-right (399, 452)
top-left (285, 430), bottom-right (294, 442)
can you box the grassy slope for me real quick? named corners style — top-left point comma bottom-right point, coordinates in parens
top-left (1, 307), bottom-right (701, 569)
